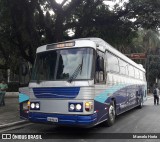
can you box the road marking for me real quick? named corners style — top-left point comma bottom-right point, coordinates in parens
top-left (0, 123), bottom-right (32, 133)
top-left (0, 120), bottom-right (27, 128)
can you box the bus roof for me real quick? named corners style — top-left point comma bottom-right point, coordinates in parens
top-left (84, 38), bottom-right (145, 72)
top-left (36, 37), bottom-right (145, 72)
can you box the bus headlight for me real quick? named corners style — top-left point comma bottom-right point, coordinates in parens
top-left (31, 103), bottom-right (35, 109)
top-left (68, 102), bottom-right (83, 112)
top-left (69, 104), bottom-right (75, 110)
top-left (35, 103), bottom-right (40, 109)
top-left (30, 102), bottom-right (40, 110)
top-left (76, 104), bottom-right (82, 111)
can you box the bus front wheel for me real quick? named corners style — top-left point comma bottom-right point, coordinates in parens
top-left (105, 101), bottom-right (116, 127)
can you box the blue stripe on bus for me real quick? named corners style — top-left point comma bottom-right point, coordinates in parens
top-left (33, 87), bottom-right (80, 98)
top-left (94, 84), bottom-right (127, 103)
top-left (19, 93), bottom-right (29, 103)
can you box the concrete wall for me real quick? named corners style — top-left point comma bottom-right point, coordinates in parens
top-left (5, 92), bottom-right (19, 98)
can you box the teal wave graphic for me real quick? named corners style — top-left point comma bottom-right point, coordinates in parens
top-left (94, 84), bottom-right (127, 103)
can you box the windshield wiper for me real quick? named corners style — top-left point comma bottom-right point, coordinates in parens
top-left (67, 57), bottom-right (83, 83)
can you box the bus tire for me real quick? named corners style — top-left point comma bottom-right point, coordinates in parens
top-left (105, 101), bottom-right (116, 127)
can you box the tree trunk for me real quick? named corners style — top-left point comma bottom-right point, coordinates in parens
top-left (54, 13), bottom-right (64, 42)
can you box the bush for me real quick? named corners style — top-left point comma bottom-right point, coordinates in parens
top-left (7, 82), bottom-right (19, 92)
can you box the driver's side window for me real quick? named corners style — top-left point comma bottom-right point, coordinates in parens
top-left (95, 51), bottom-right (105, 83)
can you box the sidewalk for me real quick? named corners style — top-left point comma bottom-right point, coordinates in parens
top-left (0, 97), bottom-right (27, 128)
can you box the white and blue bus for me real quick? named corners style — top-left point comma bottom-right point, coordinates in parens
top-left (19, 38), bottom-right (147, 127)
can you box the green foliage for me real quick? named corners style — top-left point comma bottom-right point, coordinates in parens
top-left (7, 82), bottom-right (19, 92)
top-left (124, 0), bottom-right (160, 30)
top-left (148, 56), bottom-right (160, 86)
top-left (130, 29), bottom-right (160, 87)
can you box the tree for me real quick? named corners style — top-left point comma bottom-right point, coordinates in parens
top-left (128, 29), bottom-right (160, 88)
top-left (0, 0), bottom-right (160, 70)
top-left (7, 0), bottom-right (44, 65)
top-left (64, 0), bottom-right (138, 53)
top-left (0, 0), bottom-right (10, 69)
top-left (46, 0), bottom-right (84, 42)
top-left (122, 0), bottom-right (160, 30)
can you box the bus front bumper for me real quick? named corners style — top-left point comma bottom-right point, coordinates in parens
top-left (28, 112), bottom-right (97, 127)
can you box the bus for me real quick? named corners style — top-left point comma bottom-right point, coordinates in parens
top-left (19, 38), bottom-right (147, 127)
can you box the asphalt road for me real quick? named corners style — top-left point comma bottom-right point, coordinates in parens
top-left (2, 96), bottom-right (160, 142)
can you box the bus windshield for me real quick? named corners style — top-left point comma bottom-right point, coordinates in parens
top-left (31, 47), bottom-right (94, 81)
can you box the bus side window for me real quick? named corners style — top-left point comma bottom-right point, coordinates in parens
top-left (95, 53), bottom-right (105, 83)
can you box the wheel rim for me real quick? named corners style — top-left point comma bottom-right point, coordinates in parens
top-left (109, 105), bottom-right (115, 121)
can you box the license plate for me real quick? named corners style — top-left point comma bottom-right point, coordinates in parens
top-left (47, 117), bottom-right (58, 122)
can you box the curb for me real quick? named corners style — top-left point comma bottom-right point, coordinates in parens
top-left (0, 120), bottom-right (29, 129)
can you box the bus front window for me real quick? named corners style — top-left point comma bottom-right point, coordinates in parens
top-left (31, 48), bottom-right (94, 81)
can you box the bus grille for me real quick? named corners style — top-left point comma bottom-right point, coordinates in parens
top-left (32, 87), bottom-right (80, 99)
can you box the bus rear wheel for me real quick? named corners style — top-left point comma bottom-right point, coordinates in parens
top-left (105, 101), bottom-right (116, 127)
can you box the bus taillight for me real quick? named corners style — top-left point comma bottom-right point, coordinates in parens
top-left (85, 102), bottom-right (93, 112)
top-left (27, 101), bottom-right (30, 110)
